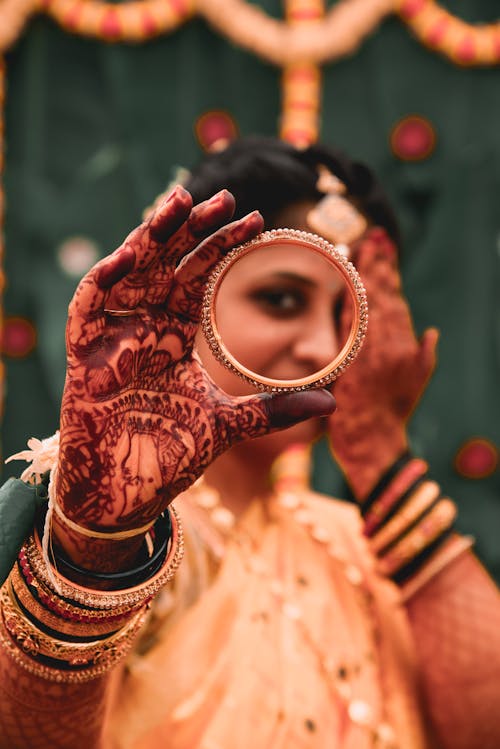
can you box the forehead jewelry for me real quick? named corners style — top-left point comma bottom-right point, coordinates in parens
top-left (307, 165), bottom-right (367, 246)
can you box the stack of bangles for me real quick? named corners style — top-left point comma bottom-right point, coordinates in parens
top-left (361, 452), bottom-right (473, 598)
top-left (0, 502), bottom-right (183, 683)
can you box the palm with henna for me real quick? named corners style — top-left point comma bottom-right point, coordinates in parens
top-left (53, 186), bottom-right (335, 570)
top-left (328, 227), bottom-right (439, 501)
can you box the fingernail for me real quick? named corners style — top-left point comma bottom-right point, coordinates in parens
top-left (151, 187), bottom-right (193, 242)
top-left (267, 389), bottom-right (336, 428)
top-left (97, 248), bottom-right (135, 289)
top-left (190, 191), bottom-right (236, 233)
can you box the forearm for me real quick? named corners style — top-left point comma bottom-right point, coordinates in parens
top-left (405, 550), bottom-right (500, 749)
top-left (0, 639), bottom-right (110, 749)
top-left (330, 410), bottom-right (408, 500)
top-left (0, 489), bottom-right (181, 749)
top-left (352, 451), bottom-right (500, 745)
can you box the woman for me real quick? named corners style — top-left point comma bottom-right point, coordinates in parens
top-left (0, 138), bottom-right (498, 749)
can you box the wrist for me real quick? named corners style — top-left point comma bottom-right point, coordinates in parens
top-left (50, 510), bottom-right (170, 589)
top-left (359, 455), bottom-right (459, 588)
top-left (331, 419), bottom-right (408, 501)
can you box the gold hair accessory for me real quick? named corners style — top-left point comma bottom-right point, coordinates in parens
top-left (307, 165), bottom-right (368, 246)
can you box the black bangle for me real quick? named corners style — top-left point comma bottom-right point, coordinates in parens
top-left (392, 526), bottom-right (454, 585)
top-left (374, 494), bottom-right (443, 557)
top-left (43, 511), bottom-right (172, 590)
top-left (361, 451), bottom-right (412, 517)
top-left (363, 474), bottom-right (429, 540)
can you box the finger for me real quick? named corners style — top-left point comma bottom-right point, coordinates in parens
top-left (216, 389), bottom-right (336, 448)
top-left (70, 187), bottom-right (192, 318)
top-left (162, 189), bottom-right (237, 265)
top-left (69, 247), bottom-right (136, 319)
top-left (122, 185), bottom-right (193, 275)
top-left (166, 211), bottom-right (264, 320)
top-left (354, 230), bottom-right (401, 295)
top-left (110, 190), bottom-right (238, 310)
top-left (418, 327), bottom-right (439, 377)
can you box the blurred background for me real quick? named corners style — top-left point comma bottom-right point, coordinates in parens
top-left (1, 0), bottom-right (499, 578)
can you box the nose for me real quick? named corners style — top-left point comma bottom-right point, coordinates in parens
top-left (292, 316), bottom-right (340, 373)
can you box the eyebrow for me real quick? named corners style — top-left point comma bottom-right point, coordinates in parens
top-left (255, 271), bottom-right (316, 288)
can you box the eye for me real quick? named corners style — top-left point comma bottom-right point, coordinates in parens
top-left (249, 287), bottom-right (307, 319)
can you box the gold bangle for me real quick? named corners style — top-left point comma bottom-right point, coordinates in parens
top-left (1, 583), bottom-right (148, 666)
top-left (26, 504), bottom-right (183, 609)
top-left (0, 615), bottom-right (126, 684)
top-left (18, 552), bottom-right (151, 620)
top-left (369, 480), bottom-right (441, 555)
top-left (53, 500), bottom-right (155, 540)
top-left (10, 565), bottom-right (135, 638)
top-left (377, 498), bottom-right (457, 577)
top-left (400, 535), bottom-right (475, 602)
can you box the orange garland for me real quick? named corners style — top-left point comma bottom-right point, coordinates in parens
top-left (280, 0), bottom-right (324, 148)
top-left (0, 56), bottom-right (5, 417)
top-left (397, 0), bottom-right (500, 66)
top-left (41, 0), bottom-right (194, 43)
top-left (0, 0), bottom-right (497, 443)
top-left (0, 0), bottom-right (498, 66)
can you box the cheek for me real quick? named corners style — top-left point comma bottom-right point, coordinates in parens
top-left (194, 330), bottom-right (259, 396)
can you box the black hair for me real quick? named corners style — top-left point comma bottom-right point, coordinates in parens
top-left (185, 136), bottom-right (400, 246)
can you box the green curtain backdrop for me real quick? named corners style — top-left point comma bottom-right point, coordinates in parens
top-left (2, 0), bottom-right (499, 579)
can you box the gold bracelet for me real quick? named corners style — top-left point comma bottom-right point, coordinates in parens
top-left (26, 504), bottom-right (184, 609)
top-left (10, 565), bottom-right (134, 638)
top-left (53, 500), bottom-right (156, 540)
top-left (377, 498), bottom-right (457, 577)
top-left (1, 583), bottom-right (148, 666)
top-left (369, 480), bottom-right (441, 555)
top-left (17, 553), bottom-right (150, 622)
top-left (0, 614), bottom-right (128, 684)
top-left (400, 535), bottom-right (475, 602)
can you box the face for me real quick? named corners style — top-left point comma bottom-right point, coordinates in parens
top-left (195, 200), bottom-right (351, 450)
top-left (202, 242), bottom-right (347, 394)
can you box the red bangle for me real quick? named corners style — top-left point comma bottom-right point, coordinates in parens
top-left (363, 458), bottom-right (428, 537)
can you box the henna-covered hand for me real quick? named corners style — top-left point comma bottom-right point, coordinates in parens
top-left (328, 227), bottom-right (438, 500)
top-left (54, 187), bottom-right (335, 568)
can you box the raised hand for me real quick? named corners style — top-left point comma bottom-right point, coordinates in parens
top-left (328, 227), bottom-right (438, 500)
top-left (54, 187), bottom-right (335, 568)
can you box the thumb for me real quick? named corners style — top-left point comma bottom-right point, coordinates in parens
top-left (225, 389), bottom-right (336, 446)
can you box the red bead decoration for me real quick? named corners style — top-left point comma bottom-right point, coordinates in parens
top-left (1, 316), bottom-right (37, 358)
top-left (194, 111), bottom-right (239, 153)
top-left (390, 115), bottom-right (436, 161)
top-left (454, 438), bottom-right (498, 480)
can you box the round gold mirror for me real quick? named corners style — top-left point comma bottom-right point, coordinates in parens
top-left (201, 229), bottom-right (368, 392)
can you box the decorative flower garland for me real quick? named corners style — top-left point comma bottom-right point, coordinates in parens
top-left (397, 0), bottom-right (500, 66)
top-left (280, 0), bottom-right (324, 148)
top-left (0, 0), bottom-right (498, 64)
top-left (42, 0), bottom-right (195, 43)
top-left (0, 55), bottom-right (5, 417)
